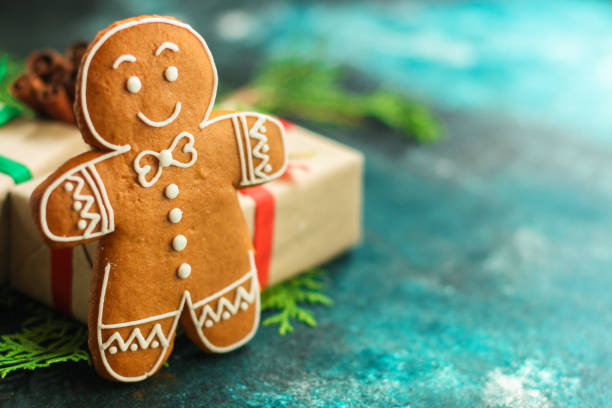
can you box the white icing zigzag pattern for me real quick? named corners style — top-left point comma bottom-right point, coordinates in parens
top-left (98, 272), bottom-right (256, 355)
top-left (249, 117), bottom-right (272, 179)
top-left (40, 152), bottom-right (118, 243)
top-left (193, 272), bottom-right (257, 329)
top-left (67, 172), bottom-right (101, 236)
top-left (71, 164), bottom-right (113, 237)
top-left (231, 114), bottom-right (274, 186)
top-left (102, 323), bottom-right (170, 353)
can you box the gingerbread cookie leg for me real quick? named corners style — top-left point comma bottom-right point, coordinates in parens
top-left (181, 251), bottom-right (260, 353)
top-left (90, 263), bottom-right (182, 382)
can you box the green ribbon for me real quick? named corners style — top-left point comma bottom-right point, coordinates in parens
top-left (0, 154), bottom-right (31, 184)
top-left (0, 55), bottom-right (28, 182)
top-left (0, 103), bottom-right (20, 126)
top-left (0, 57), bottom-right (22, 125)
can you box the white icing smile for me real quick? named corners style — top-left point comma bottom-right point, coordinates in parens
top-left (137, 101), bottom-right (181, 127)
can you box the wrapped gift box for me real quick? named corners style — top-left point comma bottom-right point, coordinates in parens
top-left (0, 118), bottom-right (89, 281)
top-left (8, 122), bottom-right (363, 323)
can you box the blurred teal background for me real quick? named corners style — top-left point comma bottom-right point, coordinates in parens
top-left (1, 1), bottom-right (611, 407)
top-left (4, 0), bottom-right (612, 139)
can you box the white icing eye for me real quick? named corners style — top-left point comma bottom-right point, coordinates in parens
top-left (126, 76), bottom-right (141, 93)
top-left (164, 66), bottom-right (178, 82)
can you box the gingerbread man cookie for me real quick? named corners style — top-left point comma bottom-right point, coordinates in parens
top-left (30, 16), bottom-right (287, 382)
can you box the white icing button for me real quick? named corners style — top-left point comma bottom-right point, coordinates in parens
top-left (264, 164), bottom-right (272, 173)
top-left (240, 302), bottom-right (249, 311)
top-left (130, 343), bottom-right (138, 351)
top-left (261, 126), bottom-right (266, 132)
top-left (63, 182), bottom-right (73, 192)
top-left (168, 208), bottom-right (182, 223)
top-left (205, 320), bottom-right (213, 328)
top-left (151, 341), bottom-right (160, 349)
top-left (165, 66), bottom-right (178, 82)
top-left (165, 184), bottom-right (179, 199)
top-left (159, 149), bottom-right (172, 167)
top-left (177, 263), bottom-right (191, 279)
top-left (109, 346), bottom-right (118, 354)
top-left (73, 201), bottom-right (82, 211)
top-left (262, 144), bottom-right (270, 153)
top-left (172, 234), bottom-right (187, 251)
top-left (126, 76), bottom-right (141, 93)
top-left (222, 311), bottom-right (231, 320)
top-left (77, 220), bottom-right (87, 230)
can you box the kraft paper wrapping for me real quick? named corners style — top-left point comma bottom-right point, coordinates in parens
top-left (0, 118), bottom-right (89, 281)
top-left (8, 124), bottom-right (363, 323)
top-left (0, 177), bottom-right (12, 282)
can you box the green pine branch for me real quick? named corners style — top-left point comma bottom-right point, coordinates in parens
top-left (247, 58), bottom-right (442, 142)
top-left (0, 289), bottom-right (90, 379)
top-left (261, 269), bottom-right (333, 335)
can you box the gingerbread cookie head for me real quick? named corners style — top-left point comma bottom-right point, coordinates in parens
top-left (75, 16), bottom-right (217, 152)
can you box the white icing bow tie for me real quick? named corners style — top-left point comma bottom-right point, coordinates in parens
top-left (133, 132), bottom-right (198, 188)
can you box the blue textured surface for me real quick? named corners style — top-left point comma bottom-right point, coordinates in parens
top-left (1, 1), bottom-right (612, 407)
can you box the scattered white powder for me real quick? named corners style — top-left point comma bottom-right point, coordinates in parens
top-left (482, 360), bottom-right (579, 408)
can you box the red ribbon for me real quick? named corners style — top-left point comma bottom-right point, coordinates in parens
top-left (239, 186), bottom-right (275, 288)
top-left (235, 117), bottom-right (295, 287)
top-left (278, 118), bottom-right (294, 131)
top-left (279, 162), bottom-right (310, 182)
top-left (50, 248), bottom-right (73, 316)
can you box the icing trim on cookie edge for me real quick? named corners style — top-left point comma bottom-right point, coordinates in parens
top-left (81, 17), bottom-right (218, 151)
top-left (96, 250), bottom-right (258, 382)
top-left (202, 112), bottom-right (288, 186)
top-left (186, 251), bottom-right (260, 353)
top-left (40, 150), bottom-right (123, 243)
top-left (97, 263), bottom-right (183, 382)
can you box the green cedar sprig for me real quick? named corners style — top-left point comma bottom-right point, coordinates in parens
top-left (260, 269), bottom-right (333, 335)
top-left (0, 287), bottom-right (90, 379)
top-left (249, 58), bottom-right (442, 142)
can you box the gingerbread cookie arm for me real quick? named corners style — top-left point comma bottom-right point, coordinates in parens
top-left (30, 150), bottom-right (123, 248)
top-left (203, 110), bottom-right (288, 188)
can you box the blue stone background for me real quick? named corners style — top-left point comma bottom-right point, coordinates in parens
top-left (1, 1), bottom-right (611, 406)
